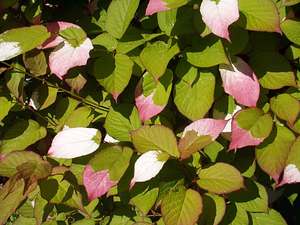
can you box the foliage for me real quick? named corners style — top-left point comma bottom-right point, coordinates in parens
top-left (0, 0), bottom-right (300, 225)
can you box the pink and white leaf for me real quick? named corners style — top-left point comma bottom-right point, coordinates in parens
top-left (219, 57), bottom-right (260, 107)
top-left (146, 0), bottom-right (169, 16)
top-left (83, 165), bottom-right (116, 201)
top-left (130, 151), bottom-right (166, 187)
top-left (277, 164), bottom-right (300, 187)
top-left (229, 119), bottom-right (263, 151)
top-left (41, 21), bottom-right (79, 49)
top-left (200, 0), bottom-right (239, 40)
top-left (183, 118), bottom-right (228, 140)
top-left (48, 126), bottom-right (100, 159)
top-left (135, 92), bottom-right (164, 122)
top-left (135, 80), bottom-right (165, 122)
top-left (49, 38), bottom-right (93, 79)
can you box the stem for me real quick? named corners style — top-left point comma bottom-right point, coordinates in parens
top-left (13, 99), bottom-right (58, 127)
top-left (1, 61), bottom-right (109, 112)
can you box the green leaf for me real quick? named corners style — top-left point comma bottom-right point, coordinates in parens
top-left (104, 104), bottom-right (141, 141)
top-left (72, 219), bottom-right (95, 225)
top-left (157, 9), bottom-right (177, 36)
top-left (34, 194), bottom-right (48, 225)
top-left (48, 97), bottom-right (79, 132)
top-left (198, 193), bottom-right (226, 225)
top-left (238, 0), bottom-right (280, 32)
top-left (281, 19), bottom-right (300, 45)
top-left (30, 84), bottom-right (58, 110)
top-left (59, 27), bottom-right (87, 47)
top-left (0, 25), bottom-right (50, 60)
top-left (13, 216), bottom-right (36, 225)
top-left (105, 0), bottom-right (139, 39)
top-left (270, 94), bottom-right (300, 125)
top-left (235, 108), bottom-right (273, 139)
top-left (130, 181), bottom-right (159, 215)
top-left (0, 178), bottom-right (26, 224)
top-left (220, 203), bottom-right (249, 225)
top-left (285, 44), bottom-right (300, 60)
top-left (197, 163), bottom-right (244, 194)
top-left (161, 186), bottom-right (202, 225)
top-left (186, 35), bottom-right (228, 68)
top-left (229, 179), bottom-right (268, 213)
top-left (204, 141), bottom-right (224, 162)
top-left (65, 106), bottom-right (94, 128)
top-left (250, 209), bottom-right (287, 225)
top-left (249, 52), bottom-right (296, 89)
top-left (91, 52), bottom-right (133, 99)
top-left (89, 145), bottom-right (133, 181)
top-left (131, 125), bottom-right (180, 157)
top-left (282, 0), bottom-right (300, 6)
top-left (5, 63), bottom-right (25, 102)
top-left (0, 91), bottom-right (14, 122)
top-left (256, 124), bottom-right (296, 180)
top-left (116, 29), bottom-right (164, 54)
top-left (171, 6), bottom-right (204, 36)
top-left (174, 60), bottom-right (215, 120)
top-left (65, 69), bottom-right (87, 93)
top-left (285, 137), bottom-right (300, 169)
top-left (0, 151), bottom-right (51, 178)
top-left (23, 49), bottom-right (47, 76)
top-left (291, 117), bottom-right (300, 134)
top-left (141, 69), bottom-right (173, 106)
top-left (17, 199), bottom-right (34, 218)
top-left (0, 119), bottom-right (47, 154)
top-left (178, 130), bottom-right (212, 159)
top-left (92, 32), bottom-right (118, 51)
top-left (140, 41), bottom-right (180, 80)
top-left (39, 175), bottom-right (84, 209)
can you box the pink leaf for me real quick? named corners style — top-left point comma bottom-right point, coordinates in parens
top-left (83, 165), bottom-right (117, 201)
top-left (183, 118), bottom-right (228, 140)
top-left (49, 38), bottom-right (93, 79)
top-left (200, 0), bottom-right (239, 40)
top-left (229, 119), bottom-right (262, 151)
top-left (135, 81), bottom-right (164, 122)
top-left (146, 0), bottom-right (169, 16)
top-left (219, 57), bottom-right (260, 107)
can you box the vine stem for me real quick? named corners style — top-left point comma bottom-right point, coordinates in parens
top-left (0, 61), bottom-right (109, 112)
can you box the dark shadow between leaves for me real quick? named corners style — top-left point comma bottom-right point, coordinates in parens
top-left (2, 119), bottom-right (29, 140)
top-left (228, 178), bottom-right (260, 203)
top-left (39, 178), bottom-right (59, 200)
top-left (198, 194), bottom-right (217, 225)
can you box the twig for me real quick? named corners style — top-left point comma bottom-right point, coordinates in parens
top-left (1, 61), bottom-right (109, 112)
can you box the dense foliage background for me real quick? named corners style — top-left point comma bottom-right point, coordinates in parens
top-left (0, 0), bottom-right (300, 224)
